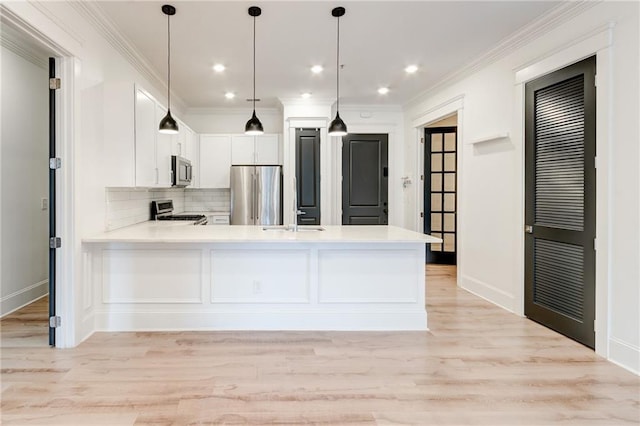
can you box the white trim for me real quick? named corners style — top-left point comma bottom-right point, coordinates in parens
top-left (94, 310), bottom-right (428, 332)
top-left (460, 274), bottom-right (516, 313)
top-left (608, 337), bottom-right (640, 375)
top-left (410, 95), bottom-right (464, 128)
top-left (514, 23), bottom-right (613, 84)
top-left (513, 24), bottom-right (614, 359)
top-left (0, 281), bottom-right (48, 318)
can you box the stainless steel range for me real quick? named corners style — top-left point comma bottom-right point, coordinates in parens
top-left (151, 200), bottom-right (207, 225)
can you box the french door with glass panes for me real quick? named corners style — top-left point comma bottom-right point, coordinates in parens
top-left (424, 127), bottom-right (457, 264)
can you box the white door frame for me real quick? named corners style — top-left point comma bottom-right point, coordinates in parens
top-left (514, 24), bottom-right (613, 357)
top-left (412, 95), bottom-right (465, 287)
top-left (1, 5), bottom-right (77, 348)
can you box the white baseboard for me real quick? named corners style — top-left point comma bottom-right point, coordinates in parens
top-left (460, 274), bottom-right (515, 313)
top-left (95, 310), bottom-right (429, 332)
top-left (0, 280), bottom-right (48, 317)
top-left (609, 337), bottom-right (640, 375)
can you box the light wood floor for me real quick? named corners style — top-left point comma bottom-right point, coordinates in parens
top-left (1, 295), bottom-right (49, 348)
top-left (1, 265), bottom-right (638, 425)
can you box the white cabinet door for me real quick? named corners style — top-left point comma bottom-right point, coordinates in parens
top-left (231, 135), bottom-right (256, 165)
top-left (186, 129), bottom-right (199, 187)
top-left (255, 134), bottom-right (280, 165)
top-left (156, 104), bottom-right (173, 187)
top-left (134, 88), bottom-right (157, 187)
top-left (200, 135), bottom-right (232, 188)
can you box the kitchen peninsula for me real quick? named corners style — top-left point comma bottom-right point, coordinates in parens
top-left (83, 224), bottom-right (440, 331)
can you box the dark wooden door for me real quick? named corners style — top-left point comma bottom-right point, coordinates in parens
top-left (295, 128), bottom-right (321, 225)
top-left (424, 127), bottom-right (457, 264)
top-left (525, 56), bottom-right (596, 349)
top-left (342, 134), bottom-right (388, 225)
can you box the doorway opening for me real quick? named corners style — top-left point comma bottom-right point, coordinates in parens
top-left (423, 115), bottom-right (458, 266)
top-left (0, 21), bottom-right (63, 347)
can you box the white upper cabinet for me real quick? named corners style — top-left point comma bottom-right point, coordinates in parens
top-left (134, 88), bottom-right (158, 187)
top-left (199, 135), bottom-right (232, 188)
top-left (134, 85), bottom-right (196, 188)
top-left (255, 134), bottom-right (280, 165)
top-left (231, 134), bottom-right (281, 165)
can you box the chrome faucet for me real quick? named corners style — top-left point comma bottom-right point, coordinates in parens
top-left (291, 177), bottom-right (305, 232)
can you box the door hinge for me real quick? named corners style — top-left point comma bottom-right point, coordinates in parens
top-left (420, 137), bottom-right (424, 144)
top-left (49, 316), bottom-right (61, 328)
top-left (420, 212), bottom-right (424, 218)
top-left (594, 238), bottom-right (597, 251)
top-left (420, 175), bottom-right (424, 181)
top-left (525, 225), bottom-right (533, 234)
top-left (49, 237), bottom-right (62, 248)
top-left (49, 158), bottom-right (62, 169)
top-left (594, 74), bottom-right (598, 87)
top-left (594, 156), bottom-right (598, 169)
top-left (49, 78), bottom-right (61, 90)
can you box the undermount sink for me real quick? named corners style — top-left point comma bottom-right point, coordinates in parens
top-left (262, 225), bottom-right (325, 232)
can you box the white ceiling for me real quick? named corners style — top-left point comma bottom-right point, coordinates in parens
top-left (96, 1), bottom-right (562, 109)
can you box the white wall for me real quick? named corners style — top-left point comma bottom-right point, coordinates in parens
top-left (403, 2), bottom-right (639, 373)
top-left (0, 46), bottom-right (49, 316)
top-left (184, 108), bottom-right (283, 134)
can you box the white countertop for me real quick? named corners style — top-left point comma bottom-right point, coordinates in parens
top-left (83, 222), bottom-right (442, 244)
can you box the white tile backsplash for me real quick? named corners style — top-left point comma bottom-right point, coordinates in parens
top-left (105, 188), bottom-right (185, 231)
top-left (184, 188), bottom-right (230, 212)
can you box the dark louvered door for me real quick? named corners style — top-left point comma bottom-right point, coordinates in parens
top-left (525, 56), bottom-right (596, 348)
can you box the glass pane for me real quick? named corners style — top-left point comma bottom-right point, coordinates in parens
top-left (444, 193), bottom-right (455, 212)
top-left (431, 193), bottom-right (442, 212)
top-left (444, 133), bottom-right (456, 151)
top-left (444, 174), bottom-right (455, 192)
top-left (431, 214), bottom-right (442, 232)
top-left (443, 233), bottom-right (455, 252)
top-left (431, 232), bottom-right (442, 251)
top-left (444, 213), bottom-right (455, 232)
top-left (431, 174), bottom-right (442, 191)
top-left (431, 154), bottom-right (442, 172)
top-left (431, 133), bottom-right (443, 152)
top-left (444, 153), bottom-right (456, 171)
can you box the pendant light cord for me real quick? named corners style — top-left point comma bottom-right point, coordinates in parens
top-left (336, 14), bottom-right (340, 112)
top-left (167, 12), bottom-right (171, 110)
top-left (253, 15), bottom-right (256, 113)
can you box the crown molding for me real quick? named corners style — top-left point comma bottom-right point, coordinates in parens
top-left (184, 107), bottom-right (282, 116)
top-left (404, 0), bottom-right (600, 110)
top-left (69, 1), bottom-right (186, 113)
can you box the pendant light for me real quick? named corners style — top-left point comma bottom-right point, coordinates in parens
top-left (159, 4), bottom-right (178, 134)
top-left (328, 6), bottom-right (347, 137)
top-left (245, 6), bottom-right (264, 135)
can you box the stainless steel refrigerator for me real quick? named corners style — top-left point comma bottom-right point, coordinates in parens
top-left (230, 165), bottom-right (282, 225)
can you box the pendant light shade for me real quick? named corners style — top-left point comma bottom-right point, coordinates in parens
top-left (245, 6), bottom-right (264, 135)
top-left (328, 6), bottom-right (347, 137)
top-left (159, 4), bottom-right (178, 135)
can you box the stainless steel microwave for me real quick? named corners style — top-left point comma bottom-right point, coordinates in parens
top-left (171, 155), bottom-right (192, 187)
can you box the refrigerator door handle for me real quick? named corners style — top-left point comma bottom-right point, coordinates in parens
top-left (251, 173), bottom-right (256, 221)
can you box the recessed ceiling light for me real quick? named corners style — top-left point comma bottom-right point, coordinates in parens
top-left (311, 65), bottom-right (323, 74)
top-left (224, 92), bottom-right (235, 99)
top-left (213, 64), bottom-right (225, 72)
top-left (405, 65), bottom-right (418, 74)
top-left (378, 87), bottom-right (390, 95)
top-left (301, 92), bottom-right (312, 99)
